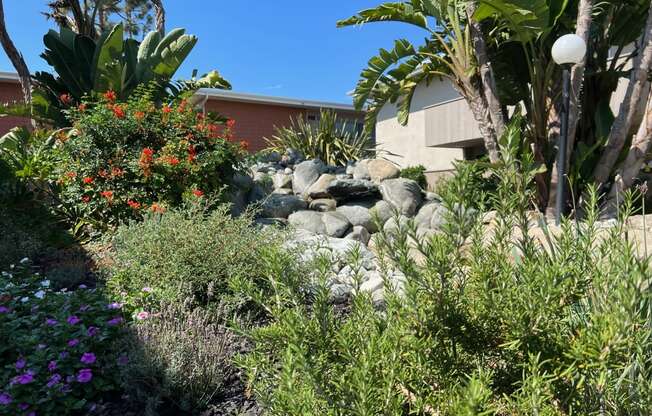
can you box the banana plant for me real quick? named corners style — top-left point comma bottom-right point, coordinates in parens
top-left (30, 23), bottom-right (230, 127)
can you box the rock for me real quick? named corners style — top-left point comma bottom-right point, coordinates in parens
top-left (322, 212), bottom-right (351, 238)
top-left (353, 159), bottom-right (371, 180)
top-left (259, 151), bottom-right (281, 163)
top-left (261, 194), bottom-right (308, 219)
top-left (336, 204), bottom-right (376, 232)
top-left (367, 159), bottom-right (400, 182)
top-left (380, 178), bottom-right (423, 216)
top-left (346, 162), bottom-right (356, 176)
top-left (273, 173), bottom-right (293, 190)
top-left (425, 192), bottom-right (440, 202)
top-left (273, 188), bottom-right (294, 195)
top-left (345, 225), bottom-right (371, 245)
top-left (360, 272), bottom-right (384, 293)
top-left (310, 198), bottom-right (337, 212)
top-left (306, 173), bottom-right (336, 199)
top-left (293, 159), bottom-right (327, 195)
top-left (251, 162), bottom-right (277, 174)
top-left (330, 283), bottom-right (352, 303)
top-left (248, 179), bottom-right (274, 203)
top-left (228, 188), bottom-right (249, 216)
top-left (232, 172), bottom-right (254, 190)
top-left (254, 217), bottom-right (287, 227)
top-left (326, 178), bottom-right (379, 200)
top-left (284, 167), bottom-right (293, 175)
top-left (369, 200), bottom-right (394, 226)
top-left (288, 211), bottom-right (327, 234)
top-left (383, 215), bottom-right (411, 234)
top-left (281, 148), bottom-right (304, 166)
top-left (415, 202), bottom-right (443, 230)
top-left (287, 233), bottom-right (376, 271)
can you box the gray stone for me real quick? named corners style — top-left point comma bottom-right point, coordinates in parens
top-left (254, 217), bottom-right (288, 227)
top-left (259, 151), bottom-right (281, 163)
top-left (273, 188), bottom-right (294, 195)
top-left (322, 212), bottom-right (351, 238)
top-left (310, 198), bottom-right (337, 212)
top-left (284, 167), bottom-right (293, 174)
top-left (306, 173), bottom-right (336, 199)
top-left (383, 215), bottom-right (411, 234)
top-left (369, 200), bottom-right (394, 226)
top-left (326, 178), bottom-right (379, 200)
top-left (353, 159), bottom-right (371, 180)
top-left (286, 233), bottom-right (376, 270)
top-left (232, 172), bottom-right (254, 190)
top-left (273, 173), bottom-right (293, 190)
top-left (261, 194), bottom-right (308, 219)
top-left (329, 283), bottom-right (353, 303)
top-left (281, 148), bottom-right (304, 166)
top-left (425, 192), bottom-right (440, 202)
top-left (360, 273), bottom-right (384, 293)
top-left (248, 179), bottom-right (274, 203)
top-left (345, 225), bottom-right (371, 245)
top-left (379, 178), bottom-right (423, 216)
top-left (293, 159), bottom-right (327, 195)
top-left (345, 162), bottom-right (356, 176)
top-left (414, 202), bottom-right (443, 230)
top-left (367, 159), bottom-right (400, 182)
top-left (288, 210), bottom-right (326, 234)
top-left (228, 188), bottom-right (248, 216)
top-left (336, 204), bottom-right (376, 232)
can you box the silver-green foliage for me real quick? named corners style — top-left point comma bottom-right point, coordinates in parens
top-left (264, 109), bottom-right (373, 166)
top-left (236, 159), bottom-right (652, 414)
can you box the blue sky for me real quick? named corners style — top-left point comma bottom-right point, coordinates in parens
top-left (0, 1), bottom-right (424, 104)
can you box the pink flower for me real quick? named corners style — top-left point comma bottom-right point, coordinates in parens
top-left (136, 311), bottom-right (150, 320)
top-left (142, 287), bottom-right (152, 293)
top-left (80, 353), bottom-right (96, 365)
top-left (76, 369), bottom-right (93, 383)
top-left (67, 316), bottom-right (81, 325)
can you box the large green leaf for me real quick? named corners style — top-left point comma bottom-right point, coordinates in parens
top-left (152, 33), bottom-right (197, 80)
top-left (337, 2), bottom-right (430, 30)
top-left (42, 31), bottom-right (86, 98)
top-left (474, 0), bottom-right (551, 42)
top-left (92, 23), bottom-right (125, 92)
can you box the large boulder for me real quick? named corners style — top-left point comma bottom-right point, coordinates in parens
top-left (353, 159), bottom-right (371, 180)
top-left (326, 178), bottom-right (379, 200)
top-left (322, 212), bottom-right (351, 238)
top-left (293, 159), bottom-right (327, 195)
top-left (288, 210), bottom-right (327, 234)
top-left (379, 178), bottom-right (423, 216)
top-left (261, 194), bottom-right (308, 219)
top-left (367, 159), bottom-right (400, 182)
top-left (414, 202), bottom-right (446, 230)
top-left (273, 172), bottom-right (293, 190)
top-left (369, 200), bottom-right (394, 226)
top-left (306, 173), bottom-right (336, 199)
top-left (336, 203), bottom-right (376, 232)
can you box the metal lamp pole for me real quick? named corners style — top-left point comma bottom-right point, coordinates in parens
top-left (556, 66), bottom-right (571, 225)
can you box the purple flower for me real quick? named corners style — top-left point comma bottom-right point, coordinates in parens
top-left (59, 351), bottom-right (69, 359)
top-left (48, 360), bottom-right (57, 372)
top-left (67, 315), bottom-right (81, 325)
top-left (67, 338), bottom-right (80, 347)
top-left (18, 403), bottom-right (29, 410)
top-left (76, 368), bottom-right (93, 383)
top-left (80, 353), bottom-right (96, 365)
top-left (13, 372), bottom-right (34, 385)
top-left (142, 287), bottom-right (152, 293)
top-left (107, 316), bottom-right (124, 326)
top-left (15, 358), bottom-right (26, 370)
top-left (27, 412), bottom-right (36, 416)
top-left (46, 374), bottom-right (61, 388)
top-left (0, 392), bottom-right (11, 405)
top-left (107, 302), bottom-right (122, 310)
top-left (60, 384), bottom-right (71, 394)
top-left (45, 318), bottom-right (58, 326)
top-left (117, 355), bottom-right (129, 366)
top-left (0, 306), bottom-right (9, 313)
top-left (78, 284), bottom-right (88, 289)
top-left (86, 326), bottom-right (100, 337)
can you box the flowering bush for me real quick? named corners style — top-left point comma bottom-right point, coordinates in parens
top-left (0, 260), bottom-right (127, 415)
top-left (54, 91), bottom-right (247, 228)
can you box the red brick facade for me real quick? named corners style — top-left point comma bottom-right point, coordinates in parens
top-left (0, 77), bottom-right (363, 153)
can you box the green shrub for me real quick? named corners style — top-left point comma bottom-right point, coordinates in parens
top-left (265, 109), bottom-right (372, 166)
top-left (105, 203), bottom-right (282, 307)
top-left (235, 163), bottom-right (652, 414)
top-left (399, 165), bottom-right (427, 189)
top-left (54, 91), bottom-right (247, 229)
top-left (117, 303), bottom-right (239, 415)
top-left (0, 261), bottom-right (127, 415)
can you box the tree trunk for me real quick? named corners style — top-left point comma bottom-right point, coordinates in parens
top-left (151, 0), bottom-right (165, 34)
top-left (0, 0), bottom-right (31, 104)
top-left (463, 82), bottom-right (500, 163)
top-left (603, 90), bottom-right (652, 215)
top-left (467, 2), bottom-right (506, 139)
top-left (593, 0), bottom-right (652, 188)
top-left (547, 0), bottom-right (593, 216)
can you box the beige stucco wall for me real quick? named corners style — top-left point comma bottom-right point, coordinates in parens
top-left (376, 80), bottom-right (464, 172)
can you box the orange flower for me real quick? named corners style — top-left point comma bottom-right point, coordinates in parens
top-left (100, 190), bottom-right (114, 200)
top-left (192, 189), bottom-right (204, 197)
top-left (166, 156), bottom-right (180, 166)
top-left (65, 171), bottom-right (77, 179)
top-left (239, 140), bottom-right (249, 151)
top-left (134, 111), bottom-right (145, 120)
top-left (82, 195), bottom-right (91, 203)
top-left (187, 144), bottom-right (197, 162)
top-left (111, 167), bottom-right (124, 177)
top-left (112, 104), bottom-right (125, 119)
top-left (196, 112), bottom-right (204, 121)
top-left (82, 176), bottom-right (94, 184)
top-left (127, 199), bottom-right (141, 210)
top-left (150, 203), bottom-right (166, 213)
top-left (104, 90), bottom-right (116, 102)
top-left (59, 94), bottom-right (72, 105)
top-left (226, 119), bottom-right (236, 129)
top-left (162, 105), bottom-right (172, 114)
top-left (78, 103), bottom-right (86, 112)
top-left (139, 148), bottom-right (155, 177)
top-left (142, 148), bottom-right (154, 158)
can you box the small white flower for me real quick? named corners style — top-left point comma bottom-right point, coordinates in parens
top-left (19, 258), bottom-right (29, 265)
top-left (20, 297), bottom-right (29, 303)
top-left (34, 290), bottom-right (46, 299)
top-left (40, 280), bottom-right (50, 287)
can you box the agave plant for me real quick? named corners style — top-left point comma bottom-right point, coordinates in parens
top-left (265, 110), bottom-right (373, 166)
top-left (30, 23), bottom-right (230, 126)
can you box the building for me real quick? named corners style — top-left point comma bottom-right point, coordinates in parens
top-left (0, 72), bottom-right (364, 152)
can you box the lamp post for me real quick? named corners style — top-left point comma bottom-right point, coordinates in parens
top-left (552, 34), bottom-right (587, 225)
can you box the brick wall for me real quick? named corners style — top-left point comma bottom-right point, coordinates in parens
top-left (0, 80), bottom-right (30, 135)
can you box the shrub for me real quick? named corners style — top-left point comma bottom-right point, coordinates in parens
top-left (264, 109), bottom-right (372, 166)
top-left (54, 90), bottom-right (247, 229)
top-left (0, 260), bottom-right (127, 415)
top-left (399, 165), bottom-right (427, 189)
top-left (116, 303), bottom-right (240, 415)
top-left (235, 164), bottom-right (652, 414)
top-left (105, 203), bottom-right (282, 307)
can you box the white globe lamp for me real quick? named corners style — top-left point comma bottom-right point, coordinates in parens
top-left (552, 34), bottom-right (587, 65)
